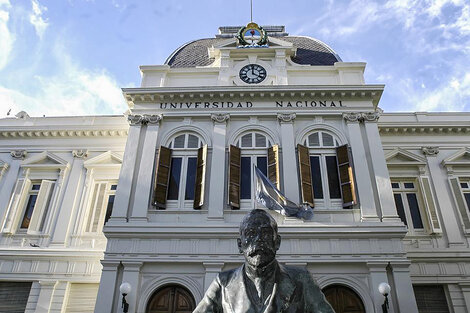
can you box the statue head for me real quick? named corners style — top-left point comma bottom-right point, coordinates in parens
top-left (237, 209), bottom-right (281, 268)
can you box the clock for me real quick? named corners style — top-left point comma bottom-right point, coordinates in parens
top-left (239, 64), bottom-right (267, 84)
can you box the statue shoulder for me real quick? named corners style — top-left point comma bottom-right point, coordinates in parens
top-left (216, 266), bottom-right (242, 287)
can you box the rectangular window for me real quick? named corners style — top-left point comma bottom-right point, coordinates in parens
top-left (460, 179), bottom-right (470, 213)
top-left (20, 181), bottom-right (55, 232)
top-left (310, 156), bottom-right (323, 199)
top-left (240, 157), bottom-right (251, 199)
top-left (392, 181), bottom-right (424, 231)
top-left (86, 181), bottom-right (117, 232)
top-left (167, 157), bottom-right (182, 200)
top-left (325, 156), bottom-right (341, 199)
top-left (20, 184), bottom-right (40, 229)
top-left (413, 285), bottom-right (450, 313)
top-left (184, 157), bottom-right (197, 200)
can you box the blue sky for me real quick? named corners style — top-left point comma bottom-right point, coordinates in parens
top-left (0, 0), bottom-right (469, 117)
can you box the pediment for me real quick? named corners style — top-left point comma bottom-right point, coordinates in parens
top-left (385, 148), bottom-right (426, 166)
top-left (442, 148), bottom-right (470, 166)
top-left (22, 152), bottom-right (69, 169)
top-left (84, 151), bottom-right (122, 168)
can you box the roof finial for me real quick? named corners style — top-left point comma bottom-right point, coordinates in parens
top-left (250, 0), bottom-right (253, 22)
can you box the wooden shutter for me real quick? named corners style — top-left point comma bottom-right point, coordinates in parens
top-left (228, 145), bottom-right (241, 209)
top-left (449, 177), bottom-right (470, 231)
top-left (194, 144), bottom-right (208, 209)
top-left (65, 283), bottom-right (99, 313)
top-left (419, 176), bottom-right (442, 234)
top-left (3, 178), bottom-right (28, 234)
top-left (336, 145), bottom-right (357, 207)
top-left (297, 144), bottom-right (314, 207)
top-left (153, 146), bottom-right (172, 208)
top-left (267, 145), bottom-right (280, 189)
top-left (28, 180), bottom-right (55, 234)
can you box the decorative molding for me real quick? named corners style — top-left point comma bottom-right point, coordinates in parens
top-left (277, 113), bottom-right (296, 123)
top-left (72, 150), bottom-right (88, 158)
top-left (0, 160), bottom-right (9, 177)
top-left (362, 111), bottom-right (380, 122)
top-left (11, 150), bottom-right (27, 159)
top-left (379, 126), bottom-right (470, 135)
top-left (211, 113), bottom-right (230, 123)
top-left (343, 113), bottom-right (362, 123)
top-left (421, 146), bottom-right (439, 156)
top-left (0, 129), bottom-right (128, 138)
top-left (145, 114), bottom-right (163, 124)
top-left (127, 114), bottom-right (163, 125)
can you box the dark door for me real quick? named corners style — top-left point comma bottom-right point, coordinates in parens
top-left (146, 285), bottom-right (196, 313)
top-left (323, 285), bottom-right (365, 313)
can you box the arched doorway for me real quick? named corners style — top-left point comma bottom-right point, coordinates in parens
top-left (146, 285), bottom-right (196, 313)
top-left (322, 284), bottom-right (365, 313)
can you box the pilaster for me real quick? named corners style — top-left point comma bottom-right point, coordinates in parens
top-left (367, 262), bottom-right (394, 313)
top-left (109, 115), bottom-right (143, 223)
top-left (121, 261), bottom-right (143, 313)
top-left (343, 113), bottom-right (379, 222)
top-left (459, 284), bottom-right (470, 313)
top-left (95, 261), bottom-right (121, 313)
top-left (50, 150), bottom-right (87, 246)
top-left (423, 146), bottom-right (463, 246)
top-left (390, 262), bottom-right (419, 313)
top-left (131, 114), bottom-right (162, 222)
top-left (363, 112), bottom-right (401, 223)
top-left (208, 114), bottom-right (229, 220)
top-left (277, 113), bottom-right (300, 203)
top-left (35, 280), bottom-right (58, 313)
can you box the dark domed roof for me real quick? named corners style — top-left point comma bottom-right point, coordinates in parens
top-left (165, 27), bottom-right (341, 68)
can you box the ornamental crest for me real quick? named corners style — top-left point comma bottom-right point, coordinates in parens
top-left (237, 22), bottom-right (268, 47)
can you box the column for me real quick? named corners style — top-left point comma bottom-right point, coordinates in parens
top-left (278, 113), bottom-right (300, 203)
top-left (35, 280), bottom-right (58, 313)
top-left (109, 115), bottom-right (143, 223)
top-left (0, 150), bottom-right (25, 226)
top-left (95, 261), bottom-right (120, 313)
top-left (423, 146), bottom-right (464, 246)
top-left (208, 114), bottom-right (229, 220)
top-left (363, 113), bottom-right (401, 223)
top-left (343, 113), bottom-right (379, 221)
top-left (121, 262), bottom-right (142, 313)
top-left (203, 262), bottom-right (224, 291)
top-left (50, 150), bottom-right (86, 246)
top-left (131, 115), bottom-right (162, 222)
top-left (367, 262), bottom-right (394, 313)
top-left (390, 262), bottom-right (419, 313)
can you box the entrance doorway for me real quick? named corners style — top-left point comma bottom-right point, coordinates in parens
top-left (146, 285), bottom-right (196, 313)
top-left (322, 285), bottom-right (365, 313)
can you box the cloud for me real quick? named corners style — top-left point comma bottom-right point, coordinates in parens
top-left (415, 72), bottom-right (470, 111)
top-left (0, 42), bottom-right (127, 117)
top-left (29, 0), bottom-right (48, 38)
top-left (0, 0), bottom-right (13, 70)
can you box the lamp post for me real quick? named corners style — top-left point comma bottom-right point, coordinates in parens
top-left (120, 282), bottom-right (132, 313)
top-left (378, 282), bottom-right (391, 313)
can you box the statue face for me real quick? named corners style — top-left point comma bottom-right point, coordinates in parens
top-left (238, 214), bottom-right (280, 267)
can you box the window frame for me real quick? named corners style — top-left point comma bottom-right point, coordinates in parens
top-left (391, 179), bottom-right (427, 235)
top-left (84, 180), bottom-right (117, 234)
top-left (234, 131), bottom-right (273, 210)
top-left (303, 131), bottom-right (342, 209)
top-left (165, 133), bottom-right (204, 210)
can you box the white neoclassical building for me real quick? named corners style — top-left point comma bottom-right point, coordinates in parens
top-left (0, 24), bottom-right (469, 313)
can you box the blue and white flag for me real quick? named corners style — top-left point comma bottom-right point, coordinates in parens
top-left (255, 166), bottom-right (313, 220)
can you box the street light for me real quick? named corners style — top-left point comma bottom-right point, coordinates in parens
top-left (378, 282), bottom-right (391, 313)
top-left (120, 282), bottom-right (131, 313)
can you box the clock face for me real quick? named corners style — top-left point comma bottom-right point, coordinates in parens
top-left (239, 64), bottom-right (267, 84)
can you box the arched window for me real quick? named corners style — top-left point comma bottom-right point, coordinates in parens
top-left (153, 133), bottom-right (207, 210)
top-left (298, 130), bottom-right (355, 209)
top-left (322, 285), bottom-right (365, 313)
top-left (228, 131), bottom-right (279, 209)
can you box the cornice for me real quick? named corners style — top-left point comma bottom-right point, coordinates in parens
top-left (379, 125), bottom-right (470, 135)
top-left (122, 84), bottom-right (384, 107)
top-left (0, 128), bottom-right (128, 139)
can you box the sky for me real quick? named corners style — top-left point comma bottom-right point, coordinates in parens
top-left (0, 0), bottom-right (469, 117)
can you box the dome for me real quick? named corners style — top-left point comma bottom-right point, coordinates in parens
top-left (164, 26), bottom-right (342, 68)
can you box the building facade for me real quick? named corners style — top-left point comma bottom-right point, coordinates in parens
top-left (0, 24), bottom-right (469, 313)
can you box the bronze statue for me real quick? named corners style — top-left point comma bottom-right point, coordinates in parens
top-left (194, 209), bottom-right (335, 313)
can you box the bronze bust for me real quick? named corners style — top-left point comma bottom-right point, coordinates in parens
top-left (194, 209), bottom-right (335, 313)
